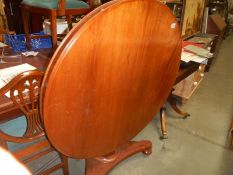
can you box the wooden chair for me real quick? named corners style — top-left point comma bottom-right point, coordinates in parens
top-left (21, 0), bottom-right (94, 49)
top-left (0, 70), bottom-right (69, 175)
top-left (40, 0), bottom-right (182, 174)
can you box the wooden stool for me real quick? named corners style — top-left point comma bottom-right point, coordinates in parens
top-left (21, 0), bottom-right (92, 49)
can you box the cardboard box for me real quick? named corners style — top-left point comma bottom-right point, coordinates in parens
top-left (43, 19), bottom-right (68, 35)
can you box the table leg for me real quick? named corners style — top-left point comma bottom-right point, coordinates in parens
top-left (168, 94), bottom-right (190, 118)
top-left (160, 107), bottom-right (168, 139)
top-left (85, 140), bottom-right (152, 175)
top-left (159, 93), bottom-right (190, 139)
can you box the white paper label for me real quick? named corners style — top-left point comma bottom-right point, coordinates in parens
top-left (171, 23), bottom-right (176, 29)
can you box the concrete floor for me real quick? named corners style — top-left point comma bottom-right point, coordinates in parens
top-left (1, 34), bottom-right (233, 174)
top-left (64, 34), bottom-right (233, 175)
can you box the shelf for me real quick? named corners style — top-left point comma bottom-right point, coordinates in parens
top-left (208, 2), bottom-right (227, 5)
top-left (207, 0), bottom-right (227, 6)
top-left (160, 0), bottom-right (183, 4)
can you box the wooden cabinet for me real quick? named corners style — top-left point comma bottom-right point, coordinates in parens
top-left (172, 64), bottom-right (206, 99)
top-left (171, 0), bottom-right (213, 100)
top-left (172, 33), bottom-right (217, 100)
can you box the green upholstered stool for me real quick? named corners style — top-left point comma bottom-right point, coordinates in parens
top-left (22, 0), bottom-right (90, 9)
top-left (21, 0), bottom-right (92, 49)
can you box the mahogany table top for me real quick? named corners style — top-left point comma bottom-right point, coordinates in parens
top-left (41, 0), bottom-right (182, 158)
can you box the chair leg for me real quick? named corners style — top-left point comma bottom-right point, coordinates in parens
top-left (160, 107), bottom-right (168, 139)
top-left (50, 12), bottom-right (57, 49)
top-left (66, 15), bottom-right (73, 31)
top-left (61, 154), bottom-right (69, 175)
top-left (21, 9), bottom-right (31, 50)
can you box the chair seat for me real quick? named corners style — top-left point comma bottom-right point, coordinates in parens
top-left (22, 0), bottom-right (90, 9)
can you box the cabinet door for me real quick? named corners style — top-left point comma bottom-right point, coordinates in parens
top-left (4, 0), bottom-right (24, 34)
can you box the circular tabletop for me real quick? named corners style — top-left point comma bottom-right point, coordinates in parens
top-left (41, 0), bottom-right (182, 159)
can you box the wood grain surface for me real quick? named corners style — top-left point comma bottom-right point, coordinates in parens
top-left (41, 0), bottom-right (182, 159)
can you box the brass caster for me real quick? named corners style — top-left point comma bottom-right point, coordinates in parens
top-left (183, 113), bottom-right (190, 119)
top-left (160, 134), bottom-right (168, 140)
top-left (143, 148), bottom-right (152, 155)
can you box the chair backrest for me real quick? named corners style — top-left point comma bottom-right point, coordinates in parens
top-left (0, 70), bottom-right (69, 175)
top-left (41, 0), bottom-right (182, 159)
top-left (0, 70), bottom-right (44, 143)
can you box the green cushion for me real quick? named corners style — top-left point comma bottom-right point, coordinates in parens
top-left (22, 0), bottom-right (89, 9)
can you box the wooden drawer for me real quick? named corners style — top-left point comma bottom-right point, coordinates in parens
top-left (172, 64), bottom-right (206, 99)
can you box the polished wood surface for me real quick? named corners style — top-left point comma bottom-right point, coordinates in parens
top-left (0, 50), bottom-right (198, 125)
top-left (41, 0), bottom-right (182, 159)
top-left (0, 70), bottom-right (69, 175)
top-left (85, 141), bottom-right (152, 175)
top-left (0, 50), bottom-right (198, 126)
